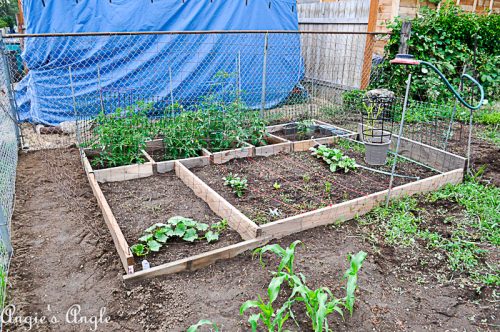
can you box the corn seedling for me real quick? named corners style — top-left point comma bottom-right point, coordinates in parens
top-left (253, 240), bottom-right (303, 275)
top-left (130, 216), bottom-right (223, 257)
top-left (223, 173), bottom-right (248, 197)
top-left (310, 145), bottom-right (357, 173)
top-left (343, 251), bottom-right (368, 315)
top-left (240, 274), bottom-right (295, 332)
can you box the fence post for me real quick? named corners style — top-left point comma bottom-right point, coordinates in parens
top-left (360, 0), bottom-right (379, 89)
top-left (260, 32), bottom-right (269, 117)
top-left (398, 20), bottom-right (412, 55)
top-left (0, 35), bottom-right (22, 148)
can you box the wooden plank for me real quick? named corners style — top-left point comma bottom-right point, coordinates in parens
top-left (80, 150), bottom-right (94, 175)
top-left (293, 137), bottom-right (338, 152)
top-left (210, 143), bottom-right (254, 164)
top-left (360, 0), bottom-right (378, 89)
top-left (253, 135), bottom-right (293, 157)
top-left (123, 237), bottom-right (271, 283)
top-left (157, 155), bottom-right (210, 173)
top-left (93, 162), bottom-right (155, 183)
top-left (86, 172), bottom-right (134, 272)
top-left (261, 168), bottom-right (463, 238)
top-left (357, 123), bottom-right (466, 172)
top-left (174, 161), bottom-right (259, 240)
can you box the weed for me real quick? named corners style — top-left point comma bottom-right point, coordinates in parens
top-left (302, 174), bottom-right (311, 183)
top-left (310, 145), bottom-right (357, 173)
top-left (273, 182), bottom-right (281, 190)
top-left (223, 173), bottom-right (248, 197)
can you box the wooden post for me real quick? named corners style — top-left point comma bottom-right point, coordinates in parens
top-left (360, 0), bottom-right (379, 89)
top-left (398, 20), bottom-right (412, 55)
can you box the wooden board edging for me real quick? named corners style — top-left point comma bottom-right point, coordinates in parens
top-left (261, 168), bottom-right (463, 238)
top-left (123, 237), bottom-right (271, 283)
top-left (174, 161), bottom-right (260, 240)
top-left (86, 172), bottom-right (134, 272)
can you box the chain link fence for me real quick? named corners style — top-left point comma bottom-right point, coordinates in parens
top-left (0, 37), bottom-right (18, 312)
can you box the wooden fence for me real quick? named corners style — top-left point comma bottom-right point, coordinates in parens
top-left (298, 0), bottom-right (371, 89)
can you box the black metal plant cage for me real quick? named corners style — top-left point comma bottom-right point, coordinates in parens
top-left (361, 95), bottom-right (396, 144)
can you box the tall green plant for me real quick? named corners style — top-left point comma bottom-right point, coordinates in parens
top-left (89, 102), bottom-right (152, 167)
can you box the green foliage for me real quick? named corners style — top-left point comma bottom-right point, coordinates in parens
top-left (130, 216), bottom-right (225, 257)
top-left (89, 102), bottom-right (152, 168)
top-left (373, 2), bottom-right (500, 103)
top-left (273, 182), bottom-right (281, 190)
top-left (223, 173), bottom-right (248, 197)
top-left (242, 242), bottom-right (367, 332)
top-left (310, 145), bottom-right (358, 173)
top-left (343, 251), bottom-right (368, 315)
top-left (254, 240), bottom-right (303, 275)
top-left (240, 274), bottom-right (293, 332)
top-left (361, 179), bottom-right (499, 288)
top-left (477, 111), bottom-right (500, 125)
top-left (430, 180), bottom-right (499, 245)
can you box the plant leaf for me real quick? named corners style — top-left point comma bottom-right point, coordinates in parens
top-left (183, 228), bottom-right (198, 242)
top-left (196, 223), bottom-right (210, 232)
top-left (147, 240), bottom-right (162, 252)
top-left (173, 222), bottom-right (187, 237)
top-left (138, 233), bottom-right (154, 243)
top-left (205, 230), bottom-right (219, 243)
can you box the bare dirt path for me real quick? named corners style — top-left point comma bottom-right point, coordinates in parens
top-left (7, 146), bottom-right (497, 331)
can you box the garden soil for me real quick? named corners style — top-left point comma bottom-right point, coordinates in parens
top-left (7, 145), bottom-right (498, 331)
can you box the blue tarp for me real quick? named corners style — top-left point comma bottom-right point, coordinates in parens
top-left (16, 0), bottom-right (304, 125)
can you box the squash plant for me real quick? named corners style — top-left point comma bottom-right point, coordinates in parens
top-left (130, 216), bottom-right (227, 257)
top-left (310, 145), bottom-right (357, 173)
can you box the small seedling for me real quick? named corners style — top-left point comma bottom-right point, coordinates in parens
top-left (223, 173), bottom-right (248, 197)
top-left (273, 182), bottom-right (281, 190)
top-left (310, 145), bottom-right (357, 173)
top-left (324, 181), bottom-right (332, 194)
top-left (303, 174), bottom-right (311, 183)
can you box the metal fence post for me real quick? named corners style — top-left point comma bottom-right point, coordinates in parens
top-left (260, 32), bottom-right (269, 117)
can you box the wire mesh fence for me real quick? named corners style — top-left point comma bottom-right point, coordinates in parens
top-left (0, 38), bottom-right (18, 313)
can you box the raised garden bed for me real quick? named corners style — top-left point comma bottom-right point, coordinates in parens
top-left (193, 147), bottom-right (438, 224)
top-left (100, 173), bottom-right (243, 271)
top-left (79, 120), bottom-right (466, 281)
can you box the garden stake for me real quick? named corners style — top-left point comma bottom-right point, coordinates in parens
top-left (385, 73), bottom-right (412, 207)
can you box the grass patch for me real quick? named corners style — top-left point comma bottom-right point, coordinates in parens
top-left (358, 179), bottom-right (499, 289)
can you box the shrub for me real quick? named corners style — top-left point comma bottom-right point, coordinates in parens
top-left (373, 1), bottom-right (500, 103)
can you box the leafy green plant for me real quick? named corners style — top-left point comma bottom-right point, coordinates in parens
top-left (130, 216), bottom-right (224, 257)
top-left (373, 1), bottom-right (499, 103)
top-left (89, 102), bottom-right (152, 168)
top-left (310, 145), bottom-right (358, 173)
top-left (254, 240), bottom-right (303, 275)
top-left (223, 173), bottom-right (248, 197)
top-left (242, 242), bottom-right (367, 332)
top-left (240, 274), bottom-right (294, 332)
top-left (273, 182), bottom-right (281, 190)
